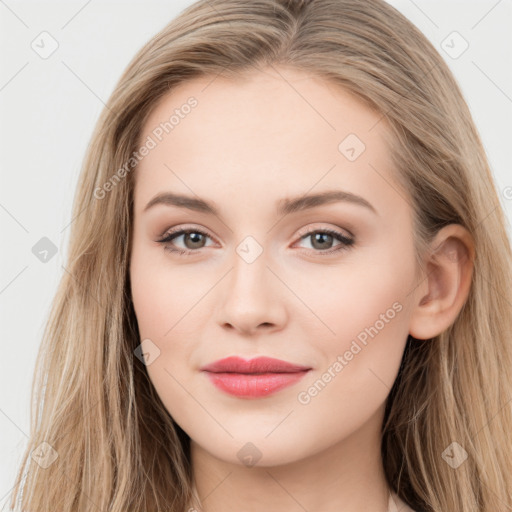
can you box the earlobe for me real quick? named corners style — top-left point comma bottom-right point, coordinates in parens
top-left (409, 225), bottom-right (475, 340)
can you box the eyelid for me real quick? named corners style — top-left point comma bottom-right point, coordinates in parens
top-left (294, 222), bottom-right (354, 240)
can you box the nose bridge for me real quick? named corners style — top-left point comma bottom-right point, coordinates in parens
top-left (217, 233), bottom-right (286, 333)
top-left (229, 234), bottom-right (270, 301)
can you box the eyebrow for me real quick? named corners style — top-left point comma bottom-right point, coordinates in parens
top-left (143, 190), bottom-right (377, 216)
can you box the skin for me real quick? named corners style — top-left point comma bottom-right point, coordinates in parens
top-left (129, 65), bottom-right (474, 512)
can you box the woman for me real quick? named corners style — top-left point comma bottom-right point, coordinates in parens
top-left (9, 0), bottom-right (512, 511)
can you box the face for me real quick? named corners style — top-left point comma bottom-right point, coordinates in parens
top-left (129, 66), bottom-right (419, 467)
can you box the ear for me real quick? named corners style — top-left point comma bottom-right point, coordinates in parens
top-left (409, 224), bottom-right (475, 340)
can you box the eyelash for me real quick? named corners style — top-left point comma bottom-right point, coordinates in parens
top-left (157, 226), bottom-right (355, 257)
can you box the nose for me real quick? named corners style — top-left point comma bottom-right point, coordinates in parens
top-left (216, 248), bottom-right (287, 336)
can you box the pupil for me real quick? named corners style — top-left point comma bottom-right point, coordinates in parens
top-left (186, 232), bottom-right (204, 248)
top-left (313, 233), bottom-right (332, 249)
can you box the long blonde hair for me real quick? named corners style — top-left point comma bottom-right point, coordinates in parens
top-left (9, 0), bottom-right (512, 510)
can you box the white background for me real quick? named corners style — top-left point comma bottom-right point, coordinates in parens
top-left (1, 0), bottom-right (511, 506)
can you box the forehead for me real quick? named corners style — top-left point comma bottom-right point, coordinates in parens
top-left (133, 66), bottom-right (400, 218)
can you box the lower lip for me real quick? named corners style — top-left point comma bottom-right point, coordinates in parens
top-left (204, 371), bottom-right (310, 398)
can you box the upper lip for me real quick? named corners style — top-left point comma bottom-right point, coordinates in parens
top-left (200, 356), bottom-right (312, 374)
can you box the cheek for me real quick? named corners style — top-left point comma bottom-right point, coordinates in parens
top-left (129, 243), bottom-right (208, 399)
top-left (129, 253), bottom-right (197, 426)
top-left (300, 242), bottom-right (412, 327)
top-left (292, 241), bottom-right (415, 387)
top-left (130, 241), bottom-right (203, 339)
top-left (287, 256), bottom-right (413, 455)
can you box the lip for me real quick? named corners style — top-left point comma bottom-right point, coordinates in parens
top-left (201, 356), bottom-right (312, 398)
top-left (201, 356), bottom-right (311, 374)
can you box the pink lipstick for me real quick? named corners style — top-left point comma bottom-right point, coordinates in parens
top-left (200, 356), bottom-right (311, 398)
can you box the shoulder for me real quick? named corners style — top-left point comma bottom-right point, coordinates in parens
top-left (389, 491), bottom-right (417, 512)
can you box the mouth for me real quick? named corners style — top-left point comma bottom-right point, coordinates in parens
top-left (200, 356), bottom-right (312, 398)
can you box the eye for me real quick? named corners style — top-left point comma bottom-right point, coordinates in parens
top-left (156, 226), bottom-right (355, 257)
top-left (293, 228), bottom-right (355, 255)
top-left (157, 227), bottom-right (215, 255)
